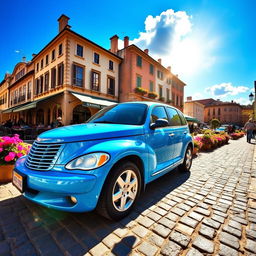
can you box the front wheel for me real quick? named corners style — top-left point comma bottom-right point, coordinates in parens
top-left (179, 146), bottom-right (193, 172)
top-left (96, 161), bottom-right (142, 220)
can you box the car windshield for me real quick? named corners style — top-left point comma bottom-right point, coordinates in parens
top-left (87, 103), bottom-right (148, 125)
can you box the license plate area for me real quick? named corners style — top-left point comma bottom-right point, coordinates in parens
top-left (12, 171), bottom-right (26, 193)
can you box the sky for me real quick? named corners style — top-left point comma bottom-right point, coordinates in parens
top-left (0, 0), bottom-right (255, 105)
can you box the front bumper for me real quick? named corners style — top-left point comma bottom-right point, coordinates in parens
top-left (14, 157), bottom-right (101, 212)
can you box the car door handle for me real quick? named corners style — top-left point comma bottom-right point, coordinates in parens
top-left (169, 133), bottom-right (175, 137)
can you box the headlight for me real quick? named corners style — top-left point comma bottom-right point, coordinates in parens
top-left (65, 152), bottom-right (110, 170)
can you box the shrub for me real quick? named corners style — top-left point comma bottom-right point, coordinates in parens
top-left (210, 119), bottom-right (220, 129)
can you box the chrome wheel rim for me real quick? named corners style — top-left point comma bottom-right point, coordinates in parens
top-left (186, 148), bottom-right (192, 169)
top-left (112, 169), bottom-right (138, 212)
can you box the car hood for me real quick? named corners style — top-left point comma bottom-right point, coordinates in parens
top-left (37, 123), bottom-right (145, 143)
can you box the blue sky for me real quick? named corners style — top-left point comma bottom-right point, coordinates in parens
top-left (0, 0), bottom-right (255, 105)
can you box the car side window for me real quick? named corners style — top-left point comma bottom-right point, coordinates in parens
top-left (166, 107), bottom-right (182, 126)
top-left (151, 106), bottom-right (168, 124)
top-left (177, 110), bottom-right (187, 125)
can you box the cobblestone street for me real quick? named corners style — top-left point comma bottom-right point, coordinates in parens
top-left (0, 137), bottom-right (255, 256)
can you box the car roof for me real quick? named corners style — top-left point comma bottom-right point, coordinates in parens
top-left (119, 101), bottom-right (180, 109)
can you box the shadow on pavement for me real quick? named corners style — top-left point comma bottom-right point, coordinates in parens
top-left (0, 168), bottom-right (190, 255)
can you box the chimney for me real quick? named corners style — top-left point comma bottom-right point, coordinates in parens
top-left (144, 49), bottom-right (149, 54)
top-left (167, 66), bottom-right (171, 72)
top-left (22, 56), bottom-right (26, 62)
top-left (58, 14), bottom-right (70, 33)
top-left (158, 58), bottom-right (162, 64)
top-left (110, 35), bottom-right (119, 53)
top-left (124, 36), bottom-right (129, 48)
top-left (32, 53), bottom-right (36, 58)
top-left (187, 96), bottom-right (192, 101)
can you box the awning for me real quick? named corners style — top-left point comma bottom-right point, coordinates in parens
top-left (2, 105), bottom-right (23, 114)
top-left (71, 92), bottom-right (117, 109)
top-left (184, 115), bottom-right (200, 123)
top-left (13, 102), bottom-right (37, 112)
top-left (7, 93), bottom-right (63, 113)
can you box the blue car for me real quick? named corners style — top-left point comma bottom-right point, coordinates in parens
top-left (13, 102), bottom-right (193, 220)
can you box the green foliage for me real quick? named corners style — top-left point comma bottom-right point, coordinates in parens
top-left (134, 87), bottom-right (148, 95)
top-left (210, 119), bottom-right (220, 129)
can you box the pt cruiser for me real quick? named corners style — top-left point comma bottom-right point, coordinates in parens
top-left (13, 102), bottom-right (193, 220)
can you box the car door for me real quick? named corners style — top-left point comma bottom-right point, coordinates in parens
top-left (147, 106), bottom-right (176, 174)
top-left (166, 107), bottom-right (186, 160)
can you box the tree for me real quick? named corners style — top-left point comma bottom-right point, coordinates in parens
top-left (210, 118), bottom-right (220, 129)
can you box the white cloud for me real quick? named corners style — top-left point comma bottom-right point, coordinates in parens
top-left (15, 50), bottom-right (20, 53)
top-left (130, 9), bottom-right (219, 76)
top-left (233, 97), bottom-right (251, 105)
top-left (206, 82), bottom-right (249, 98)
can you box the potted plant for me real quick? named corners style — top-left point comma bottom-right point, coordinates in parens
top-left (0, 135), bottom-right (31, 183)
top-left (148, 92), bottom-right (158, 99)
top-left (134, 87), bottom-right (148, 96)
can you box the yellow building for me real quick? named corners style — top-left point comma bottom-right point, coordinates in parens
top-left (184, 97), bottom-right (204, 123)
top-left (0, 15), bottom-right (121, 126)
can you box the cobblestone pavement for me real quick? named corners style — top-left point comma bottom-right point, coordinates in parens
top-left (0, 137), bottom-right (256, 256)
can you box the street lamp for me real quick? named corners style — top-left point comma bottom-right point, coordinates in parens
top-left (248, 81), bottom-right (256, 121)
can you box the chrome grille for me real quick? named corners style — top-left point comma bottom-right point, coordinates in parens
top-left (25, 141), bottom-right (62, 170)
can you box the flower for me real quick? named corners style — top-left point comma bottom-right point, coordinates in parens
top-left (0, 135), bottom-right (31, 165)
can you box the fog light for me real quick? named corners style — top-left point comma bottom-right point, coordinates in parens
top-left (70, 196), bottom-right (77, 204)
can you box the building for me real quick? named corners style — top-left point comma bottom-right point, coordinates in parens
top-left (241, 105), bottom-right (253, 125)
top-left (0, 15), bottom-right (121, 126)
top-left (0, 15), bottom-right (187, 126)
top-left (184, 97), bottom-right (204, 122)
top-left (113, 36), bottom-right (185, 111)
top-left (204, 100), bottom-right (242, 125)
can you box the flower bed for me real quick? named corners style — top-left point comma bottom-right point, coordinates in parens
top-left (193, 131), bottom-right (231, 154)
top-left (230, 131), bottom-right (245, 140)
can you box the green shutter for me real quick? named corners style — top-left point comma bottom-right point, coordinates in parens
top-left (150, 81), bottom-right (153, 92)
top-left (136, 76), bottom-right (141, 87)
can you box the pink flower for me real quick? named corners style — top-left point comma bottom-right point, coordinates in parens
top-left (4, 155), bottom-right (13, 162)
top-left (0, 147), bottom-right (3, 153)
top-left (17, 153), bottom-right (23, 158)
top-left (8, 152), bottom-right (16, 160)
top-left (17, 145), bottom-right (23, 151)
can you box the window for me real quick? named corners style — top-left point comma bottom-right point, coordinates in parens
top-left (176, 95), bottom-right (179, 106)
top-left (36, 79), bottom-right (39, 95)
top-left (40, 76), bottom-right (44, 94)
top-left (94, 53), bottom-right (100, 64)
top-left (59, 44), bottom-right (63, 55)
top-left (218, 108), bottom-right (221, 115)
top-left (109, 60), bottom-right (113, 70)
top-left (51, 67), bottom-right (56, 88)
top-left (166, 88), bottom-right (170, 101)
top-left (76, 44), bottom-right (83, 57)
top-left (46, 55), bottom-right (49, 65)
top-left (151, 107), bottom-right (168, 124)
top-left (45, 72), bottom-right (49, 91)
top-left (137, 55), bottom-right (142, 67)
top-left (91, 71), bottom-right (100, 91)
top-left (58, 63), bottom-right (64, 85)
top-left (157, 70), bottom-right (163, 80)
top-left (73, 64), bottom-right (84, 87)
top-left (52, 49), bottom-right (55, 61)
top-left (136, 75), bottom-right (142, 87)
top-left (36, 63), bottom-right (39, 72)
top-left (213, 108), bottom-right (215, 115)
top-left (159, 85), bottom-right (163, 97)
top-left (149, 81), bottom-right (154, 92)
top-left (166, 108), bottom-right (182, 126)
top-left (15, 68), bottom-right (25, 80)
top-left (150, 64), bottom-right (154, 75)
top-left (177, 109), bottom-right (187, 125)
top-left (41, 59), bottom-right (44, 69)
top-left (107, 77), bottom-right (115, 95)
top-left (208, 109), bottom-right (210, 116)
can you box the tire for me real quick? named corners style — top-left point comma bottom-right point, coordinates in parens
top-left (96, 161), bottom-right (142, 220)
top-left (179, 146), bottom-right (193, 172)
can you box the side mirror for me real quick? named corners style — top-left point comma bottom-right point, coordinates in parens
top-left (150, 118), bottom-right (169, 129)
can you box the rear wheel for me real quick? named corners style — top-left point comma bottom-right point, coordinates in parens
top-left (179, 146), bottom-right (192, 172)
top-left (96, 161), bottom-right (142, 220)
